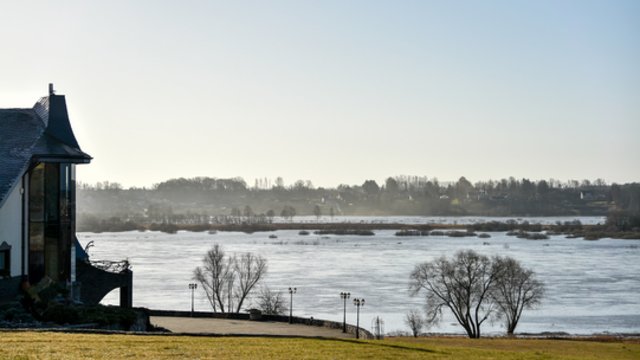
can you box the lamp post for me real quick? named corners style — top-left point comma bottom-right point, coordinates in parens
top-left (353, 298), bottom-right (365, 339)
top-left (288, 287), bottom-right (297, 324)
top-left (340, 292), bottom-right (350, 333)
top-left (188, 283), bottom-right (197, 315)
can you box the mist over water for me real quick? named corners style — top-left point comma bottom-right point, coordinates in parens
top-left (79, 217), bottom-right (639, 335)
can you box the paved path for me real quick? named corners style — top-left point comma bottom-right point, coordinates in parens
top-left (150, 317), bottom-right (355, 338)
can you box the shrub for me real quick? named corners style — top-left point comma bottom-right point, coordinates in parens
top-left (40, 304), bottom-right (137, 328)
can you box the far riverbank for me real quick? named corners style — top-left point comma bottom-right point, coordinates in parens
top-left (81, 219), bottom-right (640, 240)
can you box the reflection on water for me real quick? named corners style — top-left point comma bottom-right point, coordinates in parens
top-left (79, 225), bottom-right (639, 335)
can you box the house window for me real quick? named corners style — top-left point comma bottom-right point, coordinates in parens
top-left (0, 242), bottom-right (10, 277)
top-left (28, 162), bottom-right (74, 283)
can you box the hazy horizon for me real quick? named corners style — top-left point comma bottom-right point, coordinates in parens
top-left (1, 1), bottom-right (638, 188)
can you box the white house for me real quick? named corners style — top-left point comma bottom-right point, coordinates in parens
top-left (0, 84), bottom-right (91, 302)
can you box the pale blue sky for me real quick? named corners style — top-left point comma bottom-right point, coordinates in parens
top-left (1, 1), bottom-right (638, 188)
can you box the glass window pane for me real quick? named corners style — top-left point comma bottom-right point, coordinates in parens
top-left (58, 224), bottom-right (71, 281)
top-left (29, 163), bottom-right (45, 222)
top-left (29, 223), bottom-right (44, 252)
top-left (45, 232), bottom-right (59, 282)
top-left (45, 163), bottom-right (59, 222)
top-left (60, 164), bottom-right (70, 221)
top-left (29, 223), bottom-right (45, 283)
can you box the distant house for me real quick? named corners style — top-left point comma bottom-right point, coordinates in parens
top-left (580, 190), bottom-right (607, 201)
top-left (580, 191), bottom-right (594, 201)
top-left (0, 85), bottom-right (130, 306)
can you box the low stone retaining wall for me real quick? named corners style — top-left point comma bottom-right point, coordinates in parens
top-left (148, 309), bottom-right (374, 339)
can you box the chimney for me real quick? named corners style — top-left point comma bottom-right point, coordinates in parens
top-left (49, 83), bottom-right (55, 95)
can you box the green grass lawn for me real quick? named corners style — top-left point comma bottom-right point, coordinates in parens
top-left (0, 331), bottom-right (638, 359)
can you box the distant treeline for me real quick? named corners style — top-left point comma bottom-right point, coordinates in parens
top-left (76, 175), bottom-right (640, 231)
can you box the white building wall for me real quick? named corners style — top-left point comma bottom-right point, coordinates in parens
top-left (0, 181), bottom-right (23, 277)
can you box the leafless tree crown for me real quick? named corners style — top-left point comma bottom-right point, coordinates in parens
top-left (410, 249), bottom-right (543, 338)
top-left (194, 244), bottom-right (267, 313)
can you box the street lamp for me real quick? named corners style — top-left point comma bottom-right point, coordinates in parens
top-left (288, 287), bottom-right (297, 324)
top-left (340, 292), bottom-right (350, 333)
top-left (189, 283), bottom-right (198, 315)
top-left (353, 298), bottom-right (365, 339)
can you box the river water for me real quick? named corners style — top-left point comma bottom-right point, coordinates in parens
top-left (78, 217), bottom-right (639, 336)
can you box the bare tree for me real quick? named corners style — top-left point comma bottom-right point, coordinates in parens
top-left (404, 309), bottom-right (425, 337)
top-left (313, 205), bottom-right (321, 220)
top-left (233, 252), bottom-right (267, 313)
top-left (266, 209), bottom-right (275, 222)
top-left (280, 205), bottom-right (296, 221)
top-left (256, 286), bottom-right (287, 315)
top-left (194, 244), bottom-right (233, 312)
top-left (409, 250), bottom-right (499, 338)
top-left (491, 256), bottom-right (544, 335)
top-left (194, 244), bottom-right (267, 313)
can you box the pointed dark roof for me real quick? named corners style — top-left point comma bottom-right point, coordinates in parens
top-left (0, 89), bottom-right (91, 208)
top-left (34, 94), bottom-right (82, 149)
